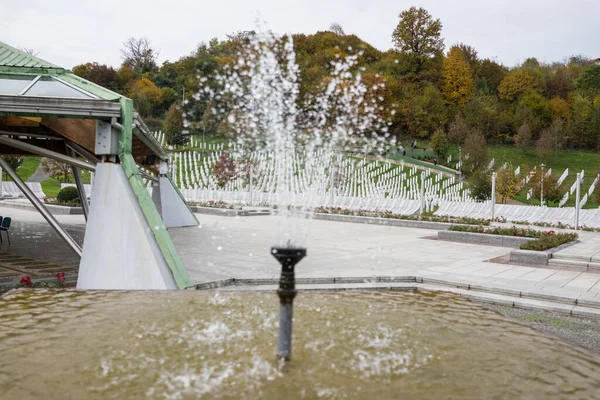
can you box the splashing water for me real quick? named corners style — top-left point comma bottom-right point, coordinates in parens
top-left (188, 27), bottom-right (392, 248)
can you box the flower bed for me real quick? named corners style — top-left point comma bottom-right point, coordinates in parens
top-left (448, 225), bottom-right (578, 251)
top-left (0, 273), bottom-right (68, 295)
top-left (520, 232), bottom-right (578, 251)
top-left (448, 225), bottom-right (542, 238)
top-left (187, 200), bottom-right (235, 209)
top-left (314, 207), bottom-right (490, 226)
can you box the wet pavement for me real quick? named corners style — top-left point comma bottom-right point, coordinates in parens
top-left (0, 207), bottom-right (83, 284)
top-left (2, 204), bottom-right (600, 314)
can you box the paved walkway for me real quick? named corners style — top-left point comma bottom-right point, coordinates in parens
top-left (172, 215), bottom-right (600, 296)
top-left (2, 205), bottom-right (600, 315)
top-left (26, 159), bottom-right (50, 182)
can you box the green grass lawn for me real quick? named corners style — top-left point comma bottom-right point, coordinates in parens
top-left (41, 179), bottom-right (62, 198)
top-left (3, 157), bottom-right (42, 182)
top-left (444, 145), bottom-right (600, 209)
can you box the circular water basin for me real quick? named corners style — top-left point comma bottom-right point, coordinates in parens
top-left (1, 289), bottom-right (599, 399)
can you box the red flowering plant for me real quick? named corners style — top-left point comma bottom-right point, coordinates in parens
top-left (18, 275), bottom-right (32, 287)
top-left (55, 273), bottom-right (66, 287)
top-left (14, 272), bottom-right (67, 289)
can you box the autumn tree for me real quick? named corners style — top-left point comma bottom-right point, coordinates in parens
top-left (536, 129), bottom-right (554, 160)
top-left (328, 23), bottom-right (345, 36)
top-left (576, 65), bottom-right (600, 98)
top-left (549, 97), bottom-right (570, 120)
top-left (430, 128), bottom-right (449, 159)
top-left (41, 158), bottom-right (72, 183)
top-left (567, 94), bottom-right (594, 147)
top-left (391, 7), bottom-right (444, 75)
top-left (548, 118), bottom-right (566, 155)
top-left (462, 130), bottom-right (488, 174)
top-left (456, 43), bottom-right (479, 75)
top-left (515, 123), bottom-right (533, 148)
top-left (528, 168), bottom-right (560, 204)
top-left (478, 59), bottom-right (506, 94)
top-left (547, 68), bottom-right (573, 99)
top-left (163, 104), bottom-right (189, 147)
top-left (121, 37), bottom-right (159, 74)
top-left (468, 170), bottom-right (492, 201)
top-left (464, 95), bottom-right (502, 141)
top-left (447, 113), bottom-right (470, 144)
top-left (442, 46), bottom-right (474, 106)
top-left (212, 153), bottom-right (237, 188)
top-left (498, 69), bottom-right (543, 101)
top-left (72, 62), bottom-right (122, 92)
top-left (496, 166), bottom-right (521, 203)
top-left (405, 85), bottom-right (448, 138)
top-left (127, 77), bottom-right (163, 117)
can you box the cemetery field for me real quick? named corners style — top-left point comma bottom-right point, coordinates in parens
top-left (486, 146), bottom-right (600, 209)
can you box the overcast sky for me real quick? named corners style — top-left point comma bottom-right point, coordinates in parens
top-left (2, 0), bottom-right (598, 70)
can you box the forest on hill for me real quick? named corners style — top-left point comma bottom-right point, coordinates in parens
top-left (71, 7), bottom-right (600, 154)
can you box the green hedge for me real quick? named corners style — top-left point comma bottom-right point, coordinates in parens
top-left (56, 186), bottom-right (80, 206)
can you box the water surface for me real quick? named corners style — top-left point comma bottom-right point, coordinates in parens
top-left (1, 289), bottom-right (599, 399)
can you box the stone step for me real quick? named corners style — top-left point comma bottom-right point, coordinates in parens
top-left (552, 253), bottom-right (592, 262)
top-left (548, 258), bottom-right (600, 270)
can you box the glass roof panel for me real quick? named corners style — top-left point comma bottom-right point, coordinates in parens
top-left (0, 75), bottom-right (34, 95)
top-left (23, 76), bottom-right (93, 99)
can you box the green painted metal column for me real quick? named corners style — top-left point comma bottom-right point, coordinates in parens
top-left (118, 98), bottom-right (193, 289)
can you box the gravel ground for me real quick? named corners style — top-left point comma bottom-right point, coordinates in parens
top-left (484, 304), bottom-right (600, 354)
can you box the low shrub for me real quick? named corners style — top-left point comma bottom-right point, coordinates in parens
top-left (447, 225), bottom-right (578, 251)
top-left (448, 225), bottom-right (542, 237)
top-left (314, 207), bottom-right (490, 225)
top-left (56, 186), bottom-right (80, 206)
top-left (520, 232), bottom-right (578, 251)
top-left (188, 200), bottom-right (234, 209)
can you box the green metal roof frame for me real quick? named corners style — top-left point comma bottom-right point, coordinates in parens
top-left (0, 41), bottom-right (166, 159)
top-left (0, 41), bottom-right (190, 289)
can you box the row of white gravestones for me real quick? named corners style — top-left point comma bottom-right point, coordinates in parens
top-left (166, 149), bottom-right (471, 206)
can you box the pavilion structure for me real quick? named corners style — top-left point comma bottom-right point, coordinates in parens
top-left (0, 41), bottom-right (198, 290)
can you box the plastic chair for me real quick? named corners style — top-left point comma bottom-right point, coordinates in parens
top-left (1, 217), bottom-right (11, 245)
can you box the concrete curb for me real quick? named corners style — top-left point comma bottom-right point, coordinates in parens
top-left (190, 207), bottom-right (480, 230)
top-left (437, 230), bottom-right (534, 247)
top-left (312, 213), bottom-right (467, 230)
top-left (194, 275), bottom-right (600, 317)
top-left (0, 200), bottom-right (83, 215)
top-left (190, 206), bottom-right (270, 217)
top-left (510, 240), bottom-right (580, 265)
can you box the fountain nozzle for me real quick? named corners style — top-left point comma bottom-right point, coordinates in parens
top-left (271, 247), bottom-right (306, 361)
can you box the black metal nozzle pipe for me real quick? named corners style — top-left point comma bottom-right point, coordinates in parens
top-left (271, 247), bottom-right (306, 361)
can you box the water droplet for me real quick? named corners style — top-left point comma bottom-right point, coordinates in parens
top-left (217, 246), bottom-right (223, 251)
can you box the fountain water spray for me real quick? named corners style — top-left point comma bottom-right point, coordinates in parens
top-left (189, 26), bottom-right (392, 362)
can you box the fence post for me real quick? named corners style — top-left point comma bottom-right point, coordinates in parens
top-left (491, 172), bottom-right (497, 222)
top-left (575, 172), bottom-right (581, 230)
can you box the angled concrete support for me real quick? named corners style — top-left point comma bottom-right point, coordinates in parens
top-left (0, 156), bottom-right (82, 256)
top-left (77, 163), bottom-right (178, 290)
top-left (154, 161), bottom-right (198, 228)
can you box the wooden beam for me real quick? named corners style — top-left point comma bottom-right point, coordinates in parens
top-left (40, 118), bottom-right (96, 153)
top-left (0, 116), bottom-right (41, 127)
